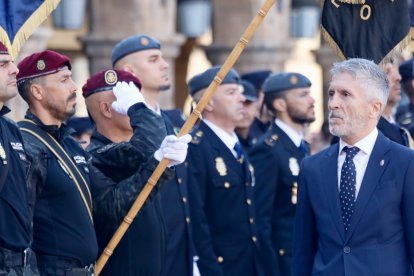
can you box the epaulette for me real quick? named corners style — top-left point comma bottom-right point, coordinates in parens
top-left (191, 130), bottom-right (204, 145)
top-left (264, 134), bottom-right (278, 147)
top-left (96, 143), bottom-right (117, 154)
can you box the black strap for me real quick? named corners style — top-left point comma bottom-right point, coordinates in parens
top-left (0, 121), bottom-right (10, 194)
top-left (18, 119), bottom-right (93, 222)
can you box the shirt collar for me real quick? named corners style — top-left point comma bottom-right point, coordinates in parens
top-left (339, 128), bottom-right (378, 155)
top-left (25, 111), bottom-right (74, 140)
top-left (203, 119), bottom-right (239, 150)
top-left (275, 118), bottom-right (303, 147)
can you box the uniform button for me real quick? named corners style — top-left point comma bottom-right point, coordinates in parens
top-left (279, 249), bottom-right (285, 256)
top-left (177, 178), bottom-right (183, 184)
top-left (217, 256), bottom-right (224, 263)
top-left (186, 217), bottom-right (191, 223)
top-left (182, 197), bottom-right (187, 203)
top-left (245, 182), bottom-right (249, 186)
top-left (249, 218), bottom-right (254, 224)
top-left (224, 182), bottom-right (231, 189)
top-left (252, 236), bottom-right (257, 242)
top-left (246, 199), bottom-right (252, 205)
top-left (343, 246), bottom-right (351, 254)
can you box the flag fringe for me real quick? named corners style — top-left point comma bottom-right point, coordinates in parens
top-left (0, 0), bottom-right (61, 59)
top-left (321, 25), bottom-right (346, 61)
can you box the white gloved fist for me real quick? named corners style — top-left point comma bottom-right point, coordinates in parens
top-left (111, 81), bottom-right (145, 115)
top-left (154, 134), bottom-right (192, 166)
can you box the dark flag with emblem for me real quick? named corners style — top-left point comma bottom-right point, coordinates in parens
top-left (321, 0), bottom-right (410, 64)
top-left (0, 0), bottom-right (60, 58)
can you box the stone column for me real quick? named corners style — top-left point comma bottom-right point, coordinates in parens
top-left (82, 0), bottom-right (184, 109)
top-left (205, 0), bottom-right (291, 74)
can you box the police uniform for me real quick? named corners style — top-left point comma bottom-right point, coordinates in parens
top-left (0, 107), bottom-right (38, 275)
top-left (16, 51), bottom-right (97, 275)
top-left (396, 58), bottom-right (414, 139)
top-left (241, 70), bottom-right (272, 140)
top-left (248, 73), bottom-right (312, 276)
top-left (83, 69), bottom-right (175, 276)
top-left (112, 35), bottom-right (194, 276)
top-left (186, 67), bottom-right (264, 276)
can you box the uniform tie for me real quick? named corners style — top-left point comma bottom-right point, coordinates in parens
top-left (339, 146), bottom-right (360, 232)
top-left (233, 142), bottom-right (245, 163)
top-left (299, 139), bottom-right (310, 156)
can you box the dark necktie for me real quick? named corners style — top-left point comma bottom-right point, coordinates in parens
top-left (339, 146), bottom-right (360, 232)
top-left (299, 139), bottom-right (310, 156)
top-left (233, 142), bottom-right (245, 164)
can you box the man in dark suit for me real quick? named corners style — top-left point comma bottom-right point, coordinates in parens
top-left (249, 72), bottom-right (315, 276)
top-left (186, 66), bottom-right (266, 276)
top-left (293, 58), bottom-right (414, 275)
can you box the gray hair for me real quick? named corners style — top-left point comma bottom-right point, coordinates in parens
top-left (330, 58), bottom-right (389, 112)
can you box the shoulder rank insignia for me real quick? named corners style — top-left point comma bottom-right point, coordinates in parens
top-left (215, 157), bottom-right (227, 176)
top-left (0, 143), bottom-right (6, 164)
top-left (289, 157), bottom-right (299, 176)
top-left (264, 134), bottom-right (278, 147)
top-left (191, 130), bottom-right (203, 144)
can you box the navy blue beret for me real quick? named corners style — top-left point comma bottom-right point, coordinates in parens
top-left (188, 66), bottom-right (240, 96)
top-left (66, 117), bottom-right (93, 135)
top-left (241, 70), bottom-right (272, 92)
top-left (263, 72), bottom-right (311, 94)
top-left (399, 58), bottom-right (414, 83)
top-left (241, 80), bottom-right (258, 102)
top-left (112, 34), bottom-right (161, 66)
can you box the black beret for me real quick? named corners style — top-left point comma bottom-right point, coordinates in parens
top-left (263, 72), bottom-right (311, 94)
top-left (112, 34), bottom-right (161, 66)
top-left (241, 80), bottom-right (258, 102)
top-left (188, 66), bottom-right (240, 96)
top-left (241, 70), bottom-right (272, 91)
top-left (399, 58), bottom-right (414, 83)
top-left (66, 117), bottom-right (93, 136)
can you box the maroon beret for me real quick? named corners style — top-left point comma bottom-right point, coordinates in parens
top-left (17, 50), bottom-right (71, 84)
top-left (82, 69), bottom-right (142, 98)
top-left (0, 41), bottom-right (8, 55)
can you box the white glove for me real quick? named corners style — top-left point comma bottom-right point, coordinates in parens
top-left (154, 134), bottom-right (192, 166)
top-left (111, 81), bottom-right (145, 115)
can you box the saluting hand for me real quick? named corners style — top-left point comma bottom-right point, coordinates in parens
top-left (111, 81), bottom-right (146, 115)
top-left (154, 134), bottom-right (192, 166)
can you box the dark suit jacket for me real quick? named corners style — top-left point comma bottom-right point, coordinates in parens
top-left (249, 123), bottom-right (306, 276)
top-left (293, 132), bottom-right (414, 276)
top-left (187, 121), bottom-right (263, 276)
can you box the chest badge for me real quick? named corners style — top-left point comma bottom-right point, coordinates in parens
top-left (289, 157), bottom-right (299, 176)
top-left (215, 157), bottom-right (227, 176)
top-left (0, 143), bottom-right (7, 165)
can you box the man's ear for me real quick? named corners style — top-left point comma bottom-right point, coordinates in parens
top-left (370, 100), bottom-right (383, 119)
top-left (272, 98), bottom-right (287, 113)
top-left (30, 83), bottom-right (44, 101)
top-left (204, 98), bottom-right (214, 112)
top-left (100, 101), bottom-right (113, 119)
top-left (123, 64), bottom-right (135, 75)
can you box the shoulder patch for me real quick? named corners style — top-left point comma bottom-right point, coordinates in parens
top-left (264, 134), bottom-right (278, 147)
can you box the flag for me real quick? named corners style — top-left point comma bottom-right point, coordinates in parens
top-left (0, 0), bottom-right (60, 58)
top-left (321, 0), bottom-right (410, 64)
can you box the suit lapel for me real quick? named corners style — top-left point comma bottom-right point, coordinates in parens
top-left (322, 144), bottom-right (346, 241)
top-left (345, 133), bottom-right (391, 241)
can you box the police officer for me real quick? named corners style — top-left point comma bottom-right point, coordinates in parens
top-left (235, 80), bottom-right (260, 151)
top-left (112, 34), bottom-right (194, 276)
top-left (0, 42), bottom-right (38, 276)
top-left (83, 69), bottom-right (190, 276)
top-left (249, 72), bottom-right (315, 276)
top-left (187, 66), bottom-right (267, 276)
top-left (396, 58), bottom-right (414, 138)
top-left (241, 70), bottom-right (272, 139)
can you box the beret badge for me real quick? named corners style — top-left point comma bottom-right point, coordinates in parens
top-left (140, 37), bottom-right (149, 46)
top-left (104, 70), bottom-right (118, 85)
top-left (290, 75), bottom-right (298, 85)
top-left (37, 60), bottom-right (46, 71)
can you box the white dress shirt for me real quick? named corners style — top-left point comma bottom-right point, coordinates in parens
top-left (275, 118), bottom-right (304, 147)
top-left (337, 128), bottom-right (378, 198)
top-left (204, 119), bottom-right (240, 159)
